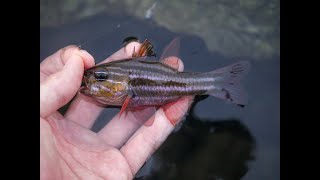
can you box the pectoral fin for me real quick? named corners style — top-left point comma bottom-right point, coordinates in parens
top-left (119, 95), bottom-right (132, 117)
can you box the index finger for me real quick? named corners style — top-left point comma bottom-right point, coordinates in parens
top-left (120, 96), bottom-right (194, 175)
top-left (64, 42), bottom-right (142, 128)
top-left (99, 42), bottom-right (141, 64)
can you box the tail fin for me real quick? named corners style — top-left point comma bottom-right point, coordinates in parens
top-left (206, 61), bottom-right (251, 107)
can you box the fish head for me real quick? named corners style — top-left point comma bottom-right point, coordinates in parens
top-left (79, 65), bottom-right (129, 105)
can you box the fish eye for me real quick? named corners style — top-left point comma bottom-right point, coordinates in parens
top-left (94, 68), bottom-right (108, 81)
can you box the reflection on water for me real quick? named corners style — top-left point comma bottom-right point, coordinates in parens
top-left (41, 2), bottom-right (279, 179)
top-left (135, 96), bottom-right (256, 180)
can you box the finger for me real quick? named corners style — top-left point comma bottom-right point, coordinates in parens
top-left (120, 96), bottom-right (194, 175)
top-left (99, 42), bottom-right (142, 64)
top-left (40, 47), bottom-right (94, 118)
top-left (98, 57), bottom-right (184, 148)
top-left (64, 42), bottom-right (142, 128)
top-left (40, 46), bottom-right (94, 82)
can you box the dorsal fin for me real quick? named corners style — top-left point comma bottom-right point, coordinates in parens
top-left (159, 37), bottom-right (181, 61)
top-left (132, 39), bottom-right (156, 58)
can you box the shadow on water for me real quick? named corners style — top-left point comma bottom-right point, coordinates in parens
top-left (135, 95), bottom-right (256, 180)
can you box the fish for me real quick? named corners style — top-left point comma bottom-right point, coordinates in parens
top-left (79, 37), bottom-right (250, 123)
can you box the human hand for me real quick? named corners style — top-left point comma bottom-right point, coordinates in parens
top-left (40, 42), bottom-right (193, 179)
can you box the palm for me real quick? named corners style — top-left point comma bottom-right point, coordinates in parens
top-left (41, 114), bottom-right (133, 179)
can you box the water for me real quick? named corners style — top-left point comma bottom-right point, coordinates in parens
top-left (40, 1), bottom-right (279, 179)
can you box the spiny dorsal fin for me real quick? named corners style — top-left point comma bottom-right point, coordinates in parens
top-left (134, 39), bottom-right (156, 58)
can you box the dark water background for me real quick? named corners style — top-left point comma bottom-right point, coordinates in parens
top-left (40, 1), bottom-right (279, 179)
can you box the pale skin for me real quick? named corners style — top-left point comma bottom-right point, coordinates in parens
top-left (40, 42), bottom-right (194, 180)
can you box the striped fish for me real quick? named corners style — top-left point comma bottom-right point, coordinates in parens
top-left (79, 38), bottom-right (250, 116)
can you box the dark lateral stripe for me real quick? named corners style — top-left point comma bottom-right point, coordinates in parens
top-left (129, 77), bottom-right (208, 96)
top-left (130, 78), bottom-right (186, 87)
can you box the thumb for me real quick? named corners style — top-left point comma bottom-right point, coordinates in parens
top-left (40, 47), bottom-right (94, 118)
